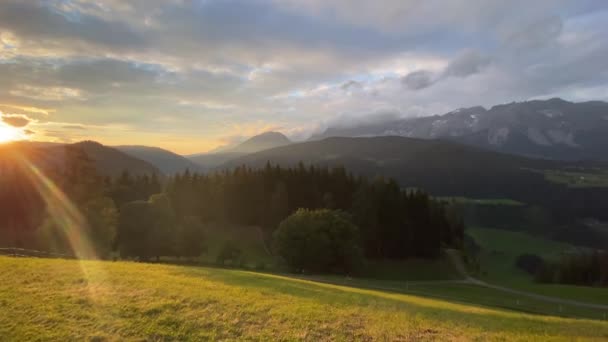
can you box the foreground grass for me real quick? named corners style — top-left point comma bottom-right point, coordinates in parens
top-left (2, 257), bottom-right (608, 341)
top-left (303, 276), bottom-right (608, 321)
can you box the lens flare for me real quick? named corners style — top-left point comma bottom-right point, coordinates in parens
top-left (19, 158), bottom-right (98, 259)
top-left (13, 153), bottom-right (108, 303)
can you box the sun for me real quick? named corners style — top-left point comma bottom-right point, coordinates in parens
top-left (0, 123), bottom-right (24, 143)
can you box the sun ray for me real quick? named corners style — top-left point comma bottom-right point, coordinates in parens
top-left (12, 152), bottom-right (107, 303)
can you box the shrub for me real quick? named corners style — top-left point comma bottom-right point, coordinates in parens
top-left (273, 208), bottom-right (363, 274)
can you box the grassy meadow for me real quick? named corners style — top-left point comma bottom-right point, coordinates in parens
top-left (2, 256), bottom-right (608, 341)
top-left (543, 169), bottom-right (608, 188)
top-left (468, 227), bottom-right (608, 305)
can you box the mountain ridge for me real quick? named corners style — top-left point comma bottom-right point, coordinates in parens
top-left (311, 98), bottom-right (608, 161)
top-left (115, 145), bottom-right (200, 174)
top-left (187, 131), bottom-right (292, 169)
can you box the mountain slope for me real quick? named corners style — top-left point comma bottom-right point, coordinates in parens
top-left (1, 141), bottom-right (162, 177)
top-left (57, 141), bottom-right (162, 177)
top-left (187, 131), bottom-right (291, 169)
top-left (312, 99), bottom-right (608, 161)
top-left (221, 136), bottom-right (608, 220)
top-left (116, 145), bottom-right (200, 174)
top-left (229, 131), bottom-right (291, 154)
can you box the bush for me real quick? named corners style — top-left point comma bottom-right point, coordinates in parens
top-left (515, 253), bottom-right (545, 275)
top-left (273, 208), bottom-right (363, 274)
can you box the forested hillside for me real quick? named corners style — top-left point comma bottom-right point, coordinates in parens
top-left (0, 144), bottom-right (463, 273)
top-left (223, 136), bottom-right (608, 222)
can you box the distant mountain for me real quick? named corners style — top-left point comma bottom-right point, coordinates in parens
top-left (115, 145), bottom-right (200, 174)
top-left (1, 141), bottom-right (161, 177)
top-left (58, 141), bottom-right (162, 177)
top-left (229, 131), bottom-right (291, 154)
top-left (187, 131), bottom-right (291, 169)
top-left (312, 99), bottom-right (608, 161)
top-left (222, 136), bottom-right (559, 196)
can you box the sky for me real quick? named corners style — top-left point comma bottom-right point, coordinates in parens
top-left (1, 0), bottom-right (607, 154)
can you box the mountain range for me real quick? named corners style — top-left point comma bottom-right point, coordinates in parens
top-left (3, 98), bottom-right (607, 191)
top-left (311, 98), bottom-right (608, 161)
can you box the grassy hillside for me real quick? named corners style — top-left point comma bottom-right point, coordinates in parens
top-left (468, 227), bottom-right (608, 304)
top-left (2, 257), bottom-right (608, 341)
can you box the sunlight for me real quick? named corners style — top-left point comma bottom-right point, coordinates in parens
top-left (0, 122), bottom-right (24, 143)
top-left (14, 154), bottom-right (107, 302)
top-left (19, 157), bottom-right (98, 259)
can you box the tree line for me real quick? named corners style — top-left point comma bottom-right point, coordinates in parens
top-left (1, 146), bottom-right (465, 269)
top-left (165, 163), bottom-right (465, 260)
top-left (534, 251), bottom-right (608, 287)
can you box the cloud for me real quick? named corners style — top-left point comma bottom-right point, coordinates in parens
top-left (444, 50), bottom-right (491, 78)
top-left (401, 70), bottom-right (436, 90)
top-left (0, 0), bottom-right (606, 152)
top-left (62, 124), bottom-right (87, 130)
top-left (503, 16), bottom-right (563, 50)
top-left (400, 50), bottom-right (490, 90)
top-left (9, 85), bottom-right (84, 101)
top-left (0, 1), bottom-right (146, 55)
top-left (1, 113), bottom-right (32, 127)
top-left (341, 80), bottom-right (363, 91)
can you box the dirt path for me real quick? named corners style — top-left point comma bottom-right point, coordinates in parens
top-left (444, 249), bottom-right (608, 311)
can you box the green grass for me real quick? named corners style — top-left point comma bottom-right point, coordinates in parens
top-left (357, 258), bottom-right (461, 281)
top-left (468, 227), bottom-right (608, 305)
top-left (294, 275), bottom-right (608, 321)
top-left (544, 169), bottom-right (608, 188)
top-left (437, 196), bottom-right (524, 206)
top-left (2, 256), bottom-right (608, 341)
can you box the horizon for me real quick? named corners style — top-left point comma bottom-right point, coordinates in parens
top-left (1, 1), bottom-right (607, 154)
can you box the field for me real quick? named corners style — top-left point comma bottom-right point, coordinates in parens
top-left (544, 169), bottom-right (608, 188)
top-left (437, 196), bottom-right (524, 206)
top-left (2, 256), bottom-right (608, 341)
top-left (468, 227), bottom-right (608, 305)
